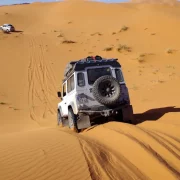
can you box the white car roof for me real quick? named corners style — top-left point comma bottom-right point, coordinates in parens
top-left (3, 24), bottom-right (13, 26)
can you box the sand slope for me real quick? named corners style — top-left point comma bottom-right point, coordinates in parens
top-left (131, 0), bottom-right (177, 4)
top-left (0, 1), bottom-right (180, 179)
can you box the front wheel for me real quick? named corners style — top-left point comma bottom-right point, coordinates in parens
top-left (57, 110), bottom-right (63, 127)
top-left (68, 108), bottom-right (79, 132)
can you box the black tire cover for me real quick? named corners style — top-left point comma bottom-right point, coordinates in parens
top-left (92, 75), bottom-right (121, 106)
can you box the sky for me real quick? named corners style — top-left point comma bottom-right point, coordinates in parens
top-left (0, 0), bottom-right (128, 6)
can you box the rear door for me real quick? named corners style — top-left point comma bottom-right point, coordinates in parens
top-left (76, 66), bottom-right (113, 109)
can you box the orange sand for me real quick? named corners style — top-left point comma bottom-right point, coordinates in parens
top-left (0, 0), bottom-right (180, 179)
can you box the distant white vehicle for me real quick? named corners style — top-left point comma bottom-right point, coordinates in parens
top-left (0, 24), bottom-right (15, 33)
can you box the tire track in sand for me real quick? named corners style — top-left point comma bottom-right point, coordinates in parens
top-left (102, 126), bottom-right (180, 179)
top-left (28, 36), bottom-right (57, 121)
top-left (150, 131), bottom-right (180, 153)
top-left (28, 38), bottom-right (37, 121)
top-left (79, 138), bottom-right (149, 180)
top-left (60, 129), bottom-right (149, 180)
top-left (137, 127), bottom-right (180, 160)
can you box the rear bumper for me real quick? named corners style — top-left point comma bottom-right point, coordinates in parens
top-left (79, 104), bottom-right (133, 117)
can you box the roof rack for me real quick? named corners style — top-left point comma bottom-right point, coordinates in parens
top-left (63, 55), bottom-right (120, 82)
top-left (69, 55), bottom-right (118, 65)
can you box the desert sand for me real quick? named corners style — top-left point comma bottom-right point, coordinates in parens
top-left (0, 0), bottom-right (180, 179)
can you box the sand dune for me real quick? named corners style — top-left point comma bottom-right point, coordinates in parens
top-left (131, 0), bottom-right (177, 3)
top-left (0, 0), bottom-right (180, 179)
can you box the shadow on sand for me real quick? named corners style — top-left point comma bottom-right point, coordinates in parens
top-left (134, 106), bottom-right (180, 124)
top-left (2, 30), bottom-right (23, 34)
top-left (14, 30), bottom-right (23, 33)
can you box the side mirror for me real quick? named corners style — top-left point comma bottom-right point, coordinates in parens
top-left (57, 91), bottom-right (61, 98)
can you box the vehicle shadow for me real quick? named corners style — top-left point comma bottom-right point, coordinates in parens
top-left (14, 30), bottom-right (23, 33)
top-left (134, 106), bottom-right (180, 125)
top-left (2, 30), bottom-right (23, 34)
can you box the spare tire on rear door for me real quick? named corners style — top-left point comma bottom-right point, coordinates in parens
top-left (92, 75), bottom-right (121, 106)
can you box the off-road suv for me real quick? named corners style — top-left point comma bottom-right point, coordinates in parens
top-left (57, 55), bottom-right (134, 132)
top-left (0, 24), bottom-right (15, 33)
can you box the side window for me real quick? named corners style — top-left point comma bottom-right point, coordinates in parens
top-left (70, 75), bottom-right (75, 91)
top-left (115, 69), bottom-right (124, 82)
top-left (63, 83), bottom-right (67, 97)
top-left (67, 74), bottom-right (75, 93)
top-left (77, 73), bottom-right (85, 87)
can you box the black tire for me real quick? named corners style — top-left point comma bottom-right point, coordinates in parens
top-left (68, 108), bottom-right (79, 132)
top-left (3, 30), bottom-right (9, 34)
top-left (111, 110), bottom-right (123, 122)
top-left (92, 75), bottom-right (121, 106)
top-left (113, 109), bottom-right (133, 124)
top-left (57, 110), bottom-right (63, 126)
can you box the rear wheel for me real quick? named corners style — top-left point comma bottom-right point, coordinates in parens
top-left (110, 110), bottom-right (123, 122)
top-left (112, 110), bottom-right (133, 124)
top-left (68, 108), bottom-right (79, 132)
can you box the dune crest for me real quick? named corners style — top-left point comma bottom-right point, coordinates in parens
top-left (131, 0), bottom-right (178, 4)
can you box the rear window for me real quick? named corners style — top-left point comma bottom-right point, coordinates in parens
top-left (87, 67), bottom-right (112, 85)
top-left (77, 72), bottom-right (85, 87)
top-left (115, 69), bottom-right (124, 82)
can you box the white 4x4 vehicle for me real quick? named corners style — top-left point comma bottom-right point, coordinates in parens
top-left (57, 56), bottom-right (134, 132)
top-left (0, 24), bottom-right (15, 33)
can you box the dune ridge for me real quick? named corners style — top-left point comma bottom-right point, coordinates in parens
top-left (0, 0), bottom-right (180, 179)
top-left (131, 0), bottom-right (178, 4)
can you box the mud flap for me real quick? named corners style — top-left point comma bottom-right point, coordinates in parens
top-left (122, 105), bottom-right (134, 124)
top-left (77, 114), bottom-right (91, 129)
